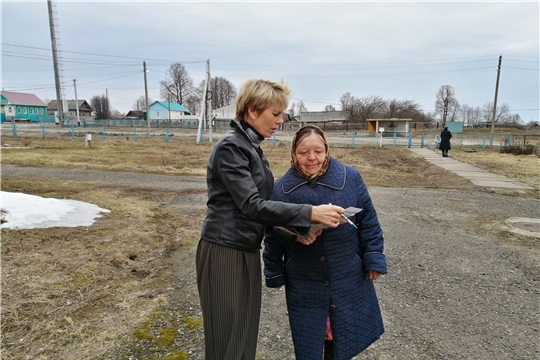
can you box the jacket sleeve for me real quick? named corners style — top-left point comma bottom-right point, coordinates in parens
top-left (213, 141), bottom-right (312, 228)
top-left (354, 171), bottom-right (387, 275)
top-left (263, 232), bottom-right (287, 288)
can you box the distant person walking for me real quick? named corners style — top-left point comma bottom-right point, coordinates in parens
top-left (440, 126), bottom-right (452, 157)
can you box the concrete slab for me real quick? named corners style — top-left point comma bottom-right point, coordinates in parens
top-left (470, 180), bottom-right (533, 189)
top-left (409, 147), bottom-right (534, 189)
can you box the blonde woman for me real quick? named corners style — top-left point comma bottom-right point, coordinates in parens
top-left (196, 80), bottom-right (344, 360)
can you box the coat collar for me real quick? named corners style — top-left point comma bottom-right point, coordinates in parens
top-left (280, 157), bottom-right (346, 194)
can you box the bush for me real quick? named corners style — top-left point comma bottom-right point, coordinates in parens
top-left (21, 137), bottom-right (32, 147)
top-left (500, 144), bottom-right (537, 155)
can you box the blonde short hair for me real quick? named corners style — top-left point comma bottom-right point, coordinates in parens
top-left (235, 79), bottom-right (291, 121)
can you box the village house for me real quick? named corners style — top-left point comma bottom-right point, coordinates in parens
top-left (47, 100), bottom-right (93, 124)
top-left (1, 91), bottom-right (48, 122)
top-left (148, 101), bottom-right (191, 120)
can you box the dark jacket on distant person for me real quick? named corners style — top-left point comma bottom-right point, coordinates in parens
top-left (263, 157), bottom-right (387, 360)
top-left (440, 127), bottom-right (452, 151)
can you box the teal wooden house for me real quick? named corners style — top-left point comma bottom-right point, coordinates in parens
top-left (1, 91), bottom-right (48, 122)
top-left (148, 101), bottom-right (191, 120)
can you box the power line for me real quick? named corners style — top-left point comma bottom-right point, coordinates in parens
top-left (2, 42), bottom-right (206, 64)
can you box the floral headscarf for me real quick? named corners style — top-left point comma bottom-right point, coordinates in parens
top-left (290, 125), bottom-right (330, 181)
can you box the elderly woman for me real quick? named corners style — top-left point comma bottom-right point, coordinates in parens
top-left (440, 126), bottom-right (452, 157)
top-left (196, 80), bottom-right (344, 360)
top-left (263, 125), bottom-right (387, 360)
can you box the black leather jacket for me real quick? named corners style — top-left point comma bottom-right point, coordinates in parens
top-left (200, 121), bottom-right (312, 252)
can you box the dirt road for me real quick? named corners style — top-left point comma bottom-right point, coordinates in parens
top-left (2, 164), bottom-right (538, 359)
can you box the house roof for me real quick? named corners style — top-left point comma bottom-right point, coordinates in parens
top-left (151, 101), bottom-right (191, 113)
top-left (1, 91), bottom-right (47, 107)
top-left (125, 110), bottom-right (144, 118)
top-left (299, 111), bottom-right (348, 122)
top-left (48, 100), bottom-right (92, 111)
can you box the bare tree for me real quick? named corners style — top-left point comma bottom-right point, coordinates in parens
top-left (160, 63), bottom-right (194, 105)
top-left (384, 99), bottom-right (421, 119)
top-left (339, 93), bottom-right (386, 123)
top-left (288, 101), bottom-right (296, 116)
top-left (339, 92), bottom-right (359, 122)
top-left (110, 109), bottom-right (124, 119)
top-left (507, 113), bottom-right (521, 124)
top-left (482, 102), bottom-right (511, 124)
top-left (323, 104), bottom-right (336, 112)
top-left (296, 100), bottom-right (308, 114)
top-left (357, 95), bottom-right (387, 123)
top-left (133, 95), bottom-right (152, 111)
top-left (286, 101), bottom-right (308, 116)
top-left (90, 94), bottom-right (110, 119)
top-left (209, 77), bottom-right (237, 110)
top-left (184, 93), bottom-right (201, 115)
top-left (435, 85), bottom-right (460, 124)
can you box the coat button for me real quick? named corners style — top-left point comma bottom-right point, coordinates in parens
top-left (324, 281), bottom-right (329, 286)
top-left (320, 256), bottom-right (326, 261)
top-left (330, 304), bottom-right (336, 310)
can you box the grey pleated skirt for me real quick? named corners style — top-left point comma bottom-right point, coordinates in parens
top-left (196, 239), bottom-right (262, 360)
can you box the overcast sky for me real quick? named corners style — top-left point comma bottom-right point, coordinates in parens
top-left (2, 1), bottom-right (539, 122)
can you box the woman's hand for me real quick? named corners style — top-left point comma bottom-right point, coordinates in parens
top-left (368, 270), bottom-right (381, 281)
top-left (296, 229), bottom-right (323, 245)
top-left (311, 204), bottom-right (345, 228)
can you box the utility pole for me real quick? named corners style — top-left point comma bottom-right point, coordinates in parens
top-left (144, 61), bottom-right (150, 137)
top-left (197, 59), bottom-right (210, 144)
top-left (47, 0), bottom-right (63, 126)
top-left (490, 55), bottom-right (502, 146)
top-left (73, 79), bottom-right (80, 126)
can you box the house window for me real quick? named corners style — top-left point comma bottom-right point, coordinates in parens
top-left (17, 106), bottom-right (22, 114)
top-left (30, 108), bottom-right (34, 114)
top-left (157, 111), bottom-right (160, 117)
top-left (23, 107), bottom-right (27, 114)
top-left (7, 107), bottom-right (13, 114)
top-left (40, 108), bottom-right (44, 115)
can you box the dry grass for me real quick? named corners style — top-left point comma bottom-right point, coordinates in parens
top-left (1, 178), bottom-right (206, 359)
top-left (1, 133), bottom-right (539, 359)
top-left (3, 134), bottom-right (537, 195)
top-left (450, 147), bottom-right (540, 190)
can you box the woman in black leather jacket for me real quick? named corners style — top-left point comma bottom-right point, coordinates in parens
top-left (196, 79), bottom-right (344, 360)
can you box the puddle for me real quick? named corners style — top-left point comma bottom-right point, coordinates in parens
top-left (504, 217), bottom-right (540, 238)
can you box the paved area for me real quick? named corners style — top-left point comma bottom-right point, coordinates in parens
top-left (409, 147), bottom-right (533, 189)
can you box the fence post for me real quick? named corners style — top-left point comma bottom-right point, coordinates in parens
top-left (393, 133), bottom-right (397, 148)
top-left (166, 128), bottom-right (170, 142)
top-left (199, 128), bottom-right (204, 143)
top-left (12, 122), bottom-right (18, 137)
top-left (508, 134), bottom-right (513, 146)
top-left (421, 133), bottom-right (425, 148)
top-left (41, 124), bottom-right (46, 138)
top-left (482, 135), bottom-right (486, 150)
top-left (71, 125), bottom-right (75, 137)
top-left (273, 132), bottom-right (276, 146)
top-left (134, 127), bottom-right (137, 140)
top-left (351, 132), bottom-right (356, 148)
top-left (102, 127), bottom-right (107, 138)
top-left (408, 133), bottom-right (412, 148)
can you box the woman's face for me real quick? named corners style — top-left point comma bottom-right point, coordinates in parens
top-left (295, 133), bottom-right (327, 175)
top-left (248, 104), bottom-right (284, 138)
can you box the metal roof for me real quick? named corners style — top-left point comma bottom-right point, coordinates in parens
top-left (1, 91), bottom-right (47, 107)
top-left (152, 101), bottom-right (191, 113)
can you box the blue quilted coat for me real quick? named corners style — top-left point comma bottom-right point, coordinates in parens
top-left (263, 157), bottom-right (387, 360)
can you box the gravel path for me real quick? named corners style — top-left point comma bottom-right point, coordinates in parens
top-left (3, 165), bottom-right (539, 359)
